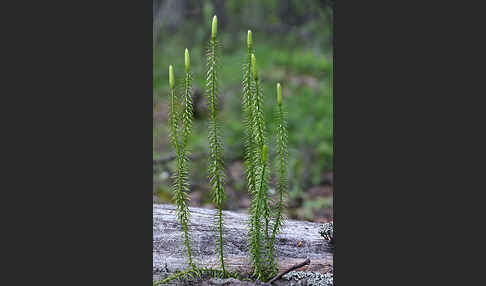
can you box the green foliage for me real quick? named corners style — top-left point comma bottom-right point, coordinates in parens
top-left (268, 82), bottom-right (288, 272)
top-left (273, 49), bottom-right (332, 75)
top-left (157, 10), bottom-right (329, 284)
top-left (154, 267), bottom-right (242, 285)
top-left (206, 15), bottom-right (227, 275)
top-left (287, 85), bottom-right (333, 174)
top-left (242, 30), bottom-right (257, 217)
top-left (182, 49), bottom-right (194, 151)
top-left (241, 32), bottom-right (271, 280)
top-left (243, 42), bottom-right (289, 281)
top-left (167, 52), bottom-right (195, 269)
top-left (247, 52), bottom-right (269, 280)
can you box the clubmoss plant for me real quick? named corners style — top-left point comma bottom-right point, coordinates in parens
top-left (206, 15), bottom-right (227, 276)
top-left (242, 30), bottom-right (256, 204)
top-left (167, 57), bottom-right (195, 269)
top-left (246, 52), bottom-right (275, 280)
top-left (241, 31), bottom-right (263, 277)
top-left (268, 83), bottom-right (288, 270)
top-left (182, 48), bottom-right (193, 151)
top-left (158, 16), bottom-right (292, 285)
top-left (242, 37), bottom-right (289, 282)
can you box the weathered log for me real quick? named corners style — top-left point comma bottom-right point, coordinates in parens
top-left (153, 204), bottom-right (333, 282)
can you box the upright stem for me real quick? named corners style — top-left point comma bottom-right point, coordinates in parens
top-left (168, 63), bottom-right (194, 269)
top-left (268, 84), bottom-right (288, 276)
top-left (208, 34), bottom-right (225, 275)
top-left (271, 105), bottom-right (285, 242)
top-left (210, 39), bottom-right (217, 121)
top-left (251, 162), bottom-right (266, 279)
top-left (181, 64), bottom-right (194, 268)
top-left (245, 50), bottom-right (256, 197)
top-left (254, 79), bottom-right (270, 241)
top-left (218, 205), bottom-right (225, 273)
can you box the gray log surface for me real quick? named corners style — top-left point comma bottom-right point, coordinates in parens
top-left (153, 204), bottom-right (333, 282)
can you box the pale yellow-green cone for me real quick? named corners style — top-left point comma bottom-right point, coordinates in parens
top-left (262, 145), bottom-right (268, 163)
top-left (185, 48), bottom-right (190, 73)
top-left (211, 15), bottom-right (218, 39)
top-left (251, 54), bottom-right (258, 80)
top-left (277, 83), bottom-right (282, 105)
top-left (169, 65), bottom-right (174, 89)
top-left (247, 30), bottom-right (252, 50)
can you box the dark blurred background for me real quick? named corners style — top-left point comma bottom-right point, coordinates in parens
top-left (153, 0), bottom-right (333, 222)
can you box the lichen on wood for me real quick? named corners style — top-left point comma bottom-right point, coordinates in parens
top-left (318, 222), bottom-right (333, 244)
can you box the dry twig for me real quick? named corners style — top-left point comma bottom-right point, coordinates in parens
top-left (266, 258), bottom-right (311, 285)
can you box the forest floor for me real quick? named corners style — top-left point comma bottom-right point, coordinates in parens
top-left (159, 270), bottom-right (333, 286)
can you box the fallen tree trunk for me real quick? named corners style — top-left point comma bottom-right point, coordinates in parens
top-left (153, 204), bottom-right (333, 282)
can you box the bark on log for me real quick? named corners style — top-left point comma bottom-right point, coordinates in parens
top-left (153, 204), bottom-right (333, 281)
